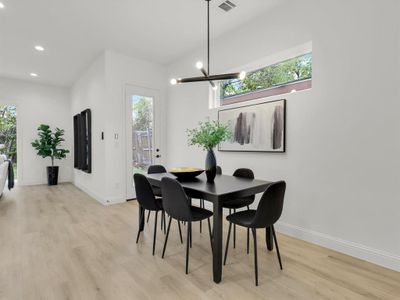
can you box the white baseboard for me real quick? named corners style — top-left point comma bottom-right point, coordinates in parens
top-left (18, 179), bottom-right (71, 186)
top-left (73, 182), bottom-right (126, 206)
top-left (103, 196), bottom-right (126, 206)
top-left (171, 201), bottom-right (400, 272)
top-left (275, 221), bottom-right (400, 272)
top-left (73, 181), bottom-right (107, 205)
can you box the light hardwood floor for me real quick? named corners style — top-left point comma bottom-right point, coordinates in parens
top-left (0, 184), bottom-right (399, 300)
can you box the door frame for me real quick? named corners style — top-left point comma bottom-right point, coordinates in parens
top-left (124, 84), bottom-right (163, 200)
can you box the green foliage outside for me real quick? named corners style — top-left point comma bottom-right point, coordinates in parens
top-left (0, 105), bottom-right (17, 163)
top-left (31, 124), bottom-right (69, 166)
top-left (132, 96), bottom-right (153, 131)
top-left (187, 120), bottom-right (232, 151)
top-left (221, 53), bottom-right (312, 99)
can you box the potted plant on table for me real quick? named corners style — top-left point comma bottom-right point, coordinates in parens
top-left (187, 120), bottom-right (231, 183)
top-left (31, 124), bottom-right (69, 186)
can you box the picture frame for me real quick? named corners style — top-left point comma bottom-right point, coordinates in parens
top-left (218, 99), bottom-right (286, 152)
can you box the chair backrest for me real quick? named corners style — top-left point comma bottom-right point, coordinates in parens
top-left (233, 168), bottom-right (254, 179)
top-left (133, 173), bottom-right (160, 211)
top-left (161, 177), bottom-right (192, 221)
top-left (148, 165), bottom-right (167, 174)
top-left (216, 165), bottom-right (222, 175)
top-left (233, 168), bottom-right (255, 201)
top-left (251, 181), bottom-right (286, 228)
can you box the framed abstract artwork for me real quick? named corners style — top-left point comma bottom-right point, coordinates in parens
top-left (218, 99), bottom-right (286, 152)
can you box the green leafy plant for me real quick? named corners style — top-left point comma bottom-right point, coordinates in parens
top-left (0, 105), bottom-right (17, 163)
top-left (31, 124), bottom-right (70, 166)
top-left (187, 120), bottom-right (232, 151)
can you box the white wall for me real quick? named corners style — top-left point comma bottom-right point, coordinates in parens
top-left (0, 77), bottom-right (72, 185)
top-left (71, 54), bottom-right (107, 203)
top-left (71, 51), bottom-right (167, 204)
top-left (166, 0), bottom-right (400, 271)
top-left (103, 51), bottom-right (167, 203)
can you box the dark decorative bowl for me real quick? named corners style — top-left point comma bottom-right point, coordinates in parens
top-left (170, 168), bottom-right (204, 181)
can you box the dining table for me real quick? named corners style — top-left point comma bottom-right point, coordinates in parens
top-left (144, 172), bottom-right (273, 284)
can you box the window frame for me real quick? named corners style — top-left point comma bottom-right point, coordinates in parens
top-left (212, 42), bottom-right (313, 108)
top-left (221, 78), bottom-right (311, 106)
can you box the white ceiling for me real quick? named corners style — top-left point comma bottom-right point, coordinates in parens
top-left (0, 0), bottom-right (284, 87)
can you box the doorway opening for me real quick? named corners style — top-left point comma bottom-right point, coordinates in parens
top-left (0, 105), bottom-right (17, 178)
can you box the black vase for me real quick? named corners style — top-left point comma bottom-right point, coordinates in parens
top-left (47, 166), bottom-right (59, 186)
top-left (205, 149), bottom-right (217, 183)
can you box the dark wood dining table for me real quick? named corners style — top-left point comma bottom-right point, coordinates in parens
top-left (144, 172), bottom-right (273, 284)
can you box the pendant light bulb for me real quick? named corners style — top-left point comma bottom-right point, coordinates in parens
top-left (239, 71), bottom-right (247, 80)
top-left (170, 78), bottom-right (177, 85)
top-left (212, 85), bottom-right (218, 91)
top-left (196, 61), bottom-right (204, 70)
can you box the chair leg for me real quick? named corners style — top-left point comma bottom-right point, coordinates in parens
top-left (247, 228), bottom-right (250, 254)
top-left (207, 217), bottom-right (213, 251)
top-left (247, 206), bottom-right (250, 254)
top-left (272, 225), bottom-right (283, 270)
top-left (136, 209), bottom-right (145, 243)
top-left (252, 228), bottom-right (258, 286)
top-left (163, 211), bottom-right (166, 234)
top-left (162, 216), bottom-right (172, 258)
top-left (199, 199), bottom-right (203, 233)
top-left (186, 222), bottom-right (191, 274)
top-left (161, 210), bottom-right (164, 231)
top-left (233, 209), bottom-right (236, 248)
top-left (223, 222), bottom-right (233, 265)
top-left (146, 210), bottom-right (151, 223)
top-left (152, 211), bottom-right (158, 255)
top-left (177, 220), bottom-right (183, 244)
top-left (189, 222), bottom-right (192, 248)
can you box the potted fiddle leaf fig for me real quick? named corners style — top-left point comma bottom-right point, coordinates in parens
top-left (31, 124), bottom-right (69, 185)
top-left (187, 120), bottom-right (232, 183)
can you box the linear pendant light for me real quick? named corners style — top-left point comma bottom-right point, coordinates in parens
top-left (170, 0), bottom-right (246, 90)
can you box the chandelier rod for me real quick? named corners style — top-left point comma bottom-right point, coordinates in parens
top-left (169, 0), bottom-right (246, 87)
top-left (207, 0), bottom-right (210, 75)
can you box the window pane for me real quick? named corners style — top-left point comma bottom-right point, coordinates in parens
top-left (132, 95), bottom-right (154, 174)
top-left (220, 53), bottom-right (312, 102)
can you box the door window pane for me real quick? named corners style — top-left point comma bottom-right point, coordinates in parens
top-left (132, 95), bottom-right (154, 174)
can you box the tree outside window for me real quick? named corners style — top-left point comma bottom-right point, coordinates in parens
top-left (0, 105), bottom-right (17, 176)
top-left (220, 53), bottom-right (312, 100)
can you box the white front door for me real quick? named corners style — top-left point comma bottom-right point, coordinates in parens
top-left (125, 85), bottom-right (162, 200)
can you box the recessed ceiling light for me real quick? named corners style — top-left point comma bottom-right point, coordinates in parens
top-left (30, 73), bottom-right (38, 77)
top-left (34, 45), bottom-right (45, 52)
top-left (0, 2), bottom-right (5, 9)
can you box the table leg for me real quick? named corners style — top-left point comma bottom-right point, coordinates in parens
top-left (139, 205), bottom-right (145, 231)
top-left (212, 200), bottom-right (223, 283)
top-left (266, 226), bottom-right (273, 251)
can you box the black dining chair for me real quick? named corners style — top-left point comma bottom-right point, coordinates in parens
top-left (216, 165), bottom-right (222, 175)
top-left (161, 177), bottom-right (213, 274)
top-left (223, 168), bottom-right (255, 251)
top-left (147, 165), bottom-right (167, 197)
top-left (134, 173), bottom-right (180, 255)
top-left (146, 165), bottom-right (167, 230)
top-left (223, 181), bottom-right (286, 286)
